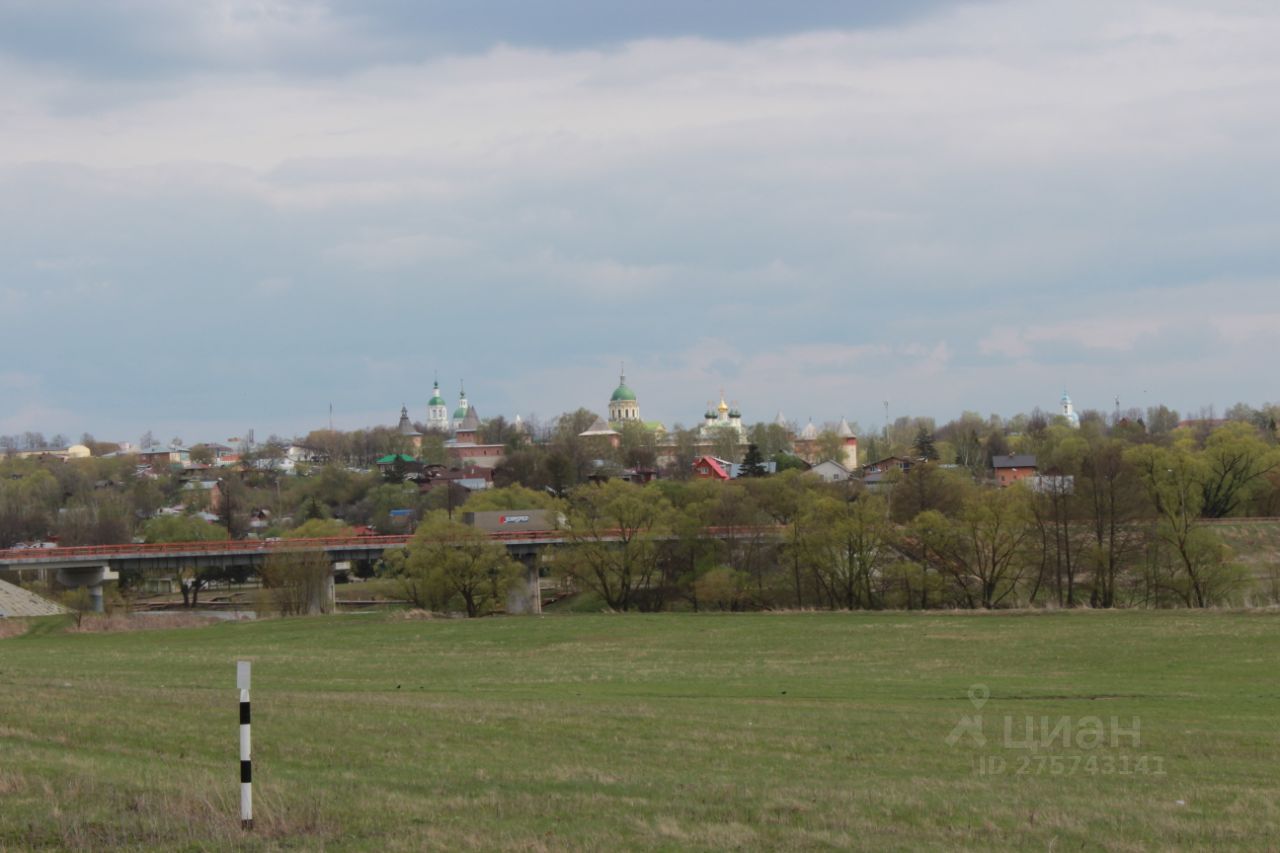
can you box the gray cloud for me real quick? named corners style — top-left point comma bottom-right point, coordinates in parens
top-left (0, 0), bottom-right (971, 78)
top-left (2, 0), bottom-right (1279, 439)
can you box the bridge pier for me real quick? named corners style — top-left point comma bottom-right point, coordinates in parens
top-left (316, 567), bottom-right (336, 615)
top-left (55, 565), bottom-right (118, 613)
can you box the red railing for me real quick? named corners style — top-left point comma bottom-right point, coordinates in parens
top-left (0, 529), bottom-right (572, 563)
top-left (0, 525), bottom-right (781, 564)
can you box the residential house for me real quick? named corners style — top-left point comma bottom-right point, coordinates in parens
top-left (376, 454), bottom-right (424, 478)
top-left (808, 459), bottom-right (852, 483)
top-left (418, 465), bottom-right (494, 493)
top-left (137, 445), bottom-right (190, 470)
top-left (691, 456), bottom-right (731, 480)
top-left (992, 454), bottom-right (1038, 487)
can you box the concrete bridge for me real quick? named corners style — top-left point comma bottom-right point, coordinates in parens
top-left (0, 531), bottom-right (570, 613)
top-left (0, 526), bottom-right (776, 613)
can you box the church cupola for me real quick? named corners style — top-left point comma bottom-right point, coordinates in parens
top-left (608, 364), bottom-right (640, 423)
top-left (452, 383), bottom-right (470, 432)
top-left (426, 378), bottom-right (449, 432)
top-left (1061, 390), bottom-right (1080, 428)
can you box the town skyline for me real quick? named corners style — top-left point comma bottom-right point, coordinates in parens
top-left (0, 362), bottom-right (1258, 452)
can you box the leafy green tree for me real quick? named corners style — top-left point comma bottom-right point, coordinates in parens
top-left (668, 426), bottom-right (701, 480)
top-left (556, 481), bottom-right (672, 611)
top-left (920, 485), bottom-right (1035, 609)
top-left (260, 550), bottom-right (333, 615)
top-left (1127, 444), bottom-right (1244, 607)
top-left (938, 412), bottom-right (988, 473)
top-left (694, 567), bottom-right (752, 610)
top-left (796, 492), bottom-right (892, 609)
top-left (382, 455), bottom-right (409, 483)
top-left (285, 518), bottom-right (352, 539)
top-left (703, 481), bottom-right (771, 600)
top-left (1145, 405), bottom-right (1180, 436)
top-left (550, 408), bottom-right (607, 485)
top-left (298, 495), bottom-right (328, 521)
top-left (297, 465), bottom-right (378, 518)
top-left (618, 421), bottom-right (658, 469)
top-left (709, 426), bottom-right (742, 464)
top-left (1197, 422), bottom-right (1280, 518)
top-left (357, 482), bottom-right (422, 533)
top-left (478, 415), bottom-right (516, 447)
top-left (0, 469), bottom-right (60, 546)
top-left (661, 482), bottom-right (720, 610)
top-left (418, 431), bottom-right (448, 466)
top-left (142, 515), bottom-right (229, 543)
top-left (1078, 439), bottom-right (1148, 607)
top-left (749, 470), bottom-right (815, 606)
top-left (54, 494), bottom-right (133, 546)
top-left (1023, 433), bottom-right (1088, 607)
top-left (215, 476), bottom-right (252, 539)
top-left (772, 452), bottom-right (808, 472)
top-left (188, 445), bottom-right (214, 465)
top-left (398, 514), bottom-right (523, 616)
top-left (748, 422), bottom-right (793, 459)
top-left (461, 485), bottom-right (563, 513)
top-left (889, 463), bottom-right (967, 524)
top-left (813, 429), bottom-right (845, 464)
top-left (493, 448), bottom-right (549, 490)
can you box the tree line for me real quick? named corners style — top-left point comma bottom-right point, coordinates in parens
top-left (382, 410), bottom-right (1279, 615)
top-left (3, 401), bottom-right (1278, 614)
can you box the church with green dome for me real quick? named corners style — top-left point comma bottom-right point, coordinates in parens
top-left (425, 380), bottom-right (450, 432)
top-left (604, 366), bottom-right (666, 433)
top-left (608, 369), bottom-right (640, 423)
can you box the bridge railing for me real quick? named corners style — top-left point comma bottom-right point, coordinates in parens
top-left (0, 525), bottom-right (780, 564)
top-left (0, 529), bottom-right (571, 563)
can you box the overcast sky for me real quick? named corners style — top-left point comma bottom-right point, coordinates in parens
top-left (2, 0), bottom-right (1277, 443)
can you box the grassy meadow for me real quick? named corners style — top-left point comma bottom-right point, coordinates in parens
top-left (2, 610), bottom-right (1278, 851)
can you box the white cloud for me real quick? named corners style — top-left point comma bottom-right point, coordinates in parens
top-left (979, 317), bottom-right (1167, 359)
top-left (0, 403), bottom-right (79, 435)
top-left (2, 1), bottom-right (1279, 437)
top-left (325, 230), bottom-right (476, 270)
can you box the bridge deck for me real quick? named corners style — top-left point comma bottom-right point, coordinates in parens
top-left (0, 526), bottom-right (776, 570)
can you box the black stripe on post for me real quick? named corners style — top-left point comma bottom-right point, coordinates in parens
top-left (239, 701), bottom-right (251, 725)
top-left (240, 760), bottom-right (252, 784)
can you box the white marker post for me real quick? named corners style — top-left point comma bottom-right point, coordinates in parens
top-left (237, 660), bottom-right (253, 830)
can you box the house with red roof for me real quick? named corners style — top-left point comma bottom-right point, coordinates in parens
top-left (691, 455), bottom-right (731, 480)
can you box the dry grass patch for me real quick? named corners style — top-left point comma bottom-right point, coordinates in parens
top-left (0, 618), bottom-right (31, 639)
top-left (65, 613), bottom-right (219, 633)
top-left (0, 771), bottom-right (27, 795)
top-left (13, 773), bottom-right (338, 852)
top-left (396, 608), bottom-right (438, 620)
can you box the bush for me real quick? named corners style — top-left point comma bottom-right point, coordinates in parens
top-left (259, 551), bottom-right (333, 615)
top-left (695, 567), bottom-right (751, 611)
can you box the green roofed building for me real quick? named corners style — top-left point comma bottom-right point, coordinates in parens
top-left (426, 379), bottom-right (450, 432)
top-left (608, 366), bottom-right (640, 423)
top-left (606, 365), bottom-right (665, 434)
top-left (452, 383), bottom-right (470, 432)
top-left (376, 453), bottom-right (418, 465)
top-left (375, 453), bottom-right (422, 477)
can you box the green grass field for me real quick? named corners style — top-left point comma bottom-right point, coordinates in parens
top-left (3, 610), bottom-right (1278, 851)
